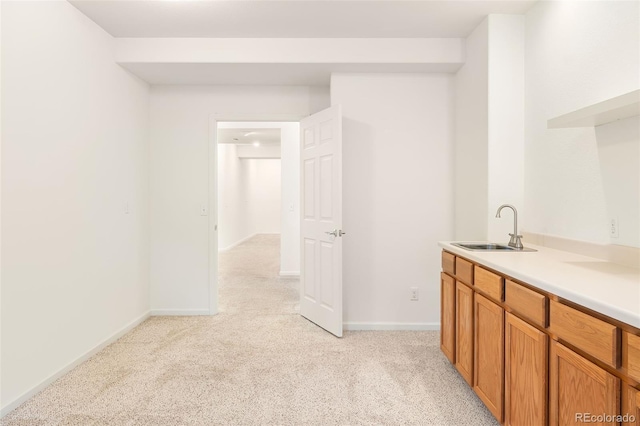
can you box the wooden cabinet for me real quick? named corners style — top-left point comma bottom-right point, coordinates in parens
top-left (440, 250), bottom-right (639, 426)
top-left (442, 251), bottom-right (455, 276)
top-left (505, 279), bottom-right (547, 328)
top-left (549, 300), bottom-right (619, 368)
top-left (624, 331), bottom-right (640, 383)
top-left (455, 281), bottom-right (474, 386)
top-left (440, 272), bottom-right (455, 363)
top-left (505, 312), bottom-right (548, 426)
top-left (622, 385), bottom-right (640, 426)
top-left (474, 266), bottom-right (503, 302)
top-left (473, 294), bottom-right (504, 422)
top-left (456, 257), bottom-right (474, 285)
top-left (549, 341), bottom-right (620, 425)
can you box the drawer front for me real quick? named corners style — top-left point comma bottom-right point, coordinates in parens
top-left (474, 266), bottom-right (503, 302)
top-left (625, 331), bottom-right (640, 383)
top-left (505, 279), bottom-right (547, 328)
top-left (456, 257), bottom-right (474, 286)
top-left (442, 251), bottom-right (455, 276)
top-left (549, 300), bottom-right (619, 368)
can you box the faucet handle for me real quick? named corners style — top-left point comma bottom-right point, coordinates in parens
top-left (508, 233), bottom-right (524, 250)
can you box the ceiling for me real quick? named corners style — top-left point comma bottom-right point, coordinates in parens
top-left (217, 128), bottom-right (281, 146)
top-left (119, 62), bottom-right (460, 85)
top-left (69, 0), bottom-right (537, 39)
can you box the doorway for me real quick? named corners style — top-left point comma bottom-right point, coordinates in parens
top-left (215, 121), bottom-right (301, 313)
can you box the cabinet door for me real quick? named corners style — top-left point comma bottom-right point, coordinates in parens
top-left (440, 272), bottom-right (455, 363)
top-left (474, 293), bottom-right (504, 422)
top-left (505, 312), bottom-right (548, 426)
top-left (550, 341), bottom-right (620, 425)
top-left (455, 281), bottom-right (474, 386)
top-left (622, 385), bottom-right (640, 426)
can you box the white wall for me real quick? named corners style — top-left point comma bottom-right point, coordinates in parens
top-left (218, 145), bottom-right (282, 251)
top-left (150, 87), bottom-right (327, 312)
top-left (279, 123), bottom-right (301, 276)
top-left (524, 0), bottom-right (640, 245)
top-left (217, 143), bottom-right (250, 250)
top-left (454, 15), bottom-right (525, 243)
top-left (245, 159), bottom-right (281, 235)
top-left (487, 15), bottom-right (525, 242)
top-left (454, 18), bottom-right (489, 240)
top-left (331, 73), bottom-right (454, 327)
top-left (1, 0), bottom-right (149, 413)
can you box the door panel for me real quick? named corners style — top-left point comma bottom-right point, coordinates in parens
top-left (455, 281), bottom-right (474, 385)
top-left (300, 105), bottom-right (343, 337)
top-left (549, 341), bottom-right (620, 425)
top-left (505, 312), bottom-right (548, 426)
top-left (440, 272), bottom-right (455, 363)
top-left (474, 293), bottom-right (504, 422)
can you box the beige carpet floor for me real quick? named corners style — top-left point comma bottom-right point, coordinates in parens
top-left (2, 234), bottom-right (498, 425)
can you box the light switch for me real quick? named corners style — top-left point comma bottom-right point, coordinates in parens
top-left (200, 204), bottom-right (208, 216)
top-left (289, 203), bottom-right (294, 212)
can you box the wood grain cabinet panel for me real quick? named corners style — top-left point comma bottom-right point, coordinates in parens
top-left (442, 251), bottom-right (455, 276)
top-left (549, 341), bottom-right (620, 426)
top-left (440, 272), bottom-right (455, 363)
top-left (456, 257), bottom-right (474, 286)
top-left (505, 313), bottom-right (548, 426)
top-left (549, 300), bottom-right (619, 368)
top-left (474, 266), bottom-right (503, 302)
top-left (622, 385), bottom-right (640, 426)
top-left (625, 331), bottom-right (640, 383)
top-left (455, 281), bottom-right (474, 386)
top-left (473, 294), bottom-right (504, 422)
top-left (505, 279), bottom-right (547, 328)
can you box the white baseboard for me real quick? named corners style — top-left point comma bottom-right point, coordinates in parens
top-left (279, 271), bottom-right (300, 278)
top-left (218, 233), bottom-right (258, 252)
top-left (343, 322), bottom-right (440, 331)
top-left (0, 310), bottom-right (151, 418)
top-left (150, 309), bottom-right (211, 316)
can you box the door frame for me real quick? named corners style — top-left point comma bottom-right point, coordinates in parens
top-left (207, 113), bottom-right (305, 315)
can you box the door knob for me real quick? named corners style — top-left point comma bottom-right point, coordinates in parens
top-left (325, 230), bottom-right (338, 237)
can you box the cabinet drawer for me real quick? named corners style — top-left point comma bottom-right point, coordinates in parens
top-left (549, 300), bottom-right (619, 368)
top-left (505, 279), bottom-right (547, 328)
top-left (474, 266), bottom-right (503, 301)
top-left (624, 331), bottom-right (640, 383)
top-left (442, 251), bottom-right (455, 276)
top-left (456, 257), bottom-right (474, 286)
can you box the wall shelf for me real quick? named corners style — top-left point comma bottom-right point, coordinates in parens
top-left (547, 89), bottom-right (640, 129)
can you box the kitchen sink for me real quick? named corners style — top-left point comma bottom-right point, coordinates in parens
top-left (452, 242), bottom-right (537, 252)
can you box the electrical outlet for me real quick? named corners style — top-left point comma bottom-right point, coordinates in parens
top-left (410, 287), bottom-right (419, 301)
top-left (610, 218), bottom-right (619, 238)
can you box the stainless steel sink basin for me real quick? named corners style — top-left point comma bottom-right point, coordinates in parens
top-left (452, 242), bottom-right (537, 252)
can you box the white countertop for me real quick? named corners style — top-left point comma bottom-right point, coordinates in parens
top-left (439, 241), bottom-right (640, 329)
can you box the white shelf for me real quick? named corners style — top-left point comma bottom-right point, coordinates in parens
top-left (547, 89), bottom-right (640, 129)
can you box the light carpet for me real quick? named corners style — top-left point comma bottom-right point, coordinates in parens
top-left (2, 234), bottom-right (498, 425)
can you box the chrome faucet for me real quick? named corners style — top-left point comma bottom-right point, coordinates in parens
top-left (495, 204), bottom-right (523, 250)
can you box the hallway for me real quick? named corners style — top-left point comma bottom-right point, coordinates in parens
top-left (218, 234), bottom-right (299, 316)
top-left (3, 235), bottom-right (496, 425)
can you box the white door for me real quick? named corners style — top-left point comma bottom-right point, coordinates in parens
top-left (299, 105), bottom-right (343, 337)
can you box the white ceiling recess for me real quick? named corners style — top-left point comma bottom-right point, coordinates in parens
top-left (217, 128), bottom-right (281, 145)
top-left (69, 0), bottom-right (537, 39)
top-left (218, 126), bottom-right (282, 158)
top-left (115, 38), bottom-right (465, 85)
top-left (119, 62), bottom-right (461, 85)
top-left (73, 0), bottom-right (536, 85)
